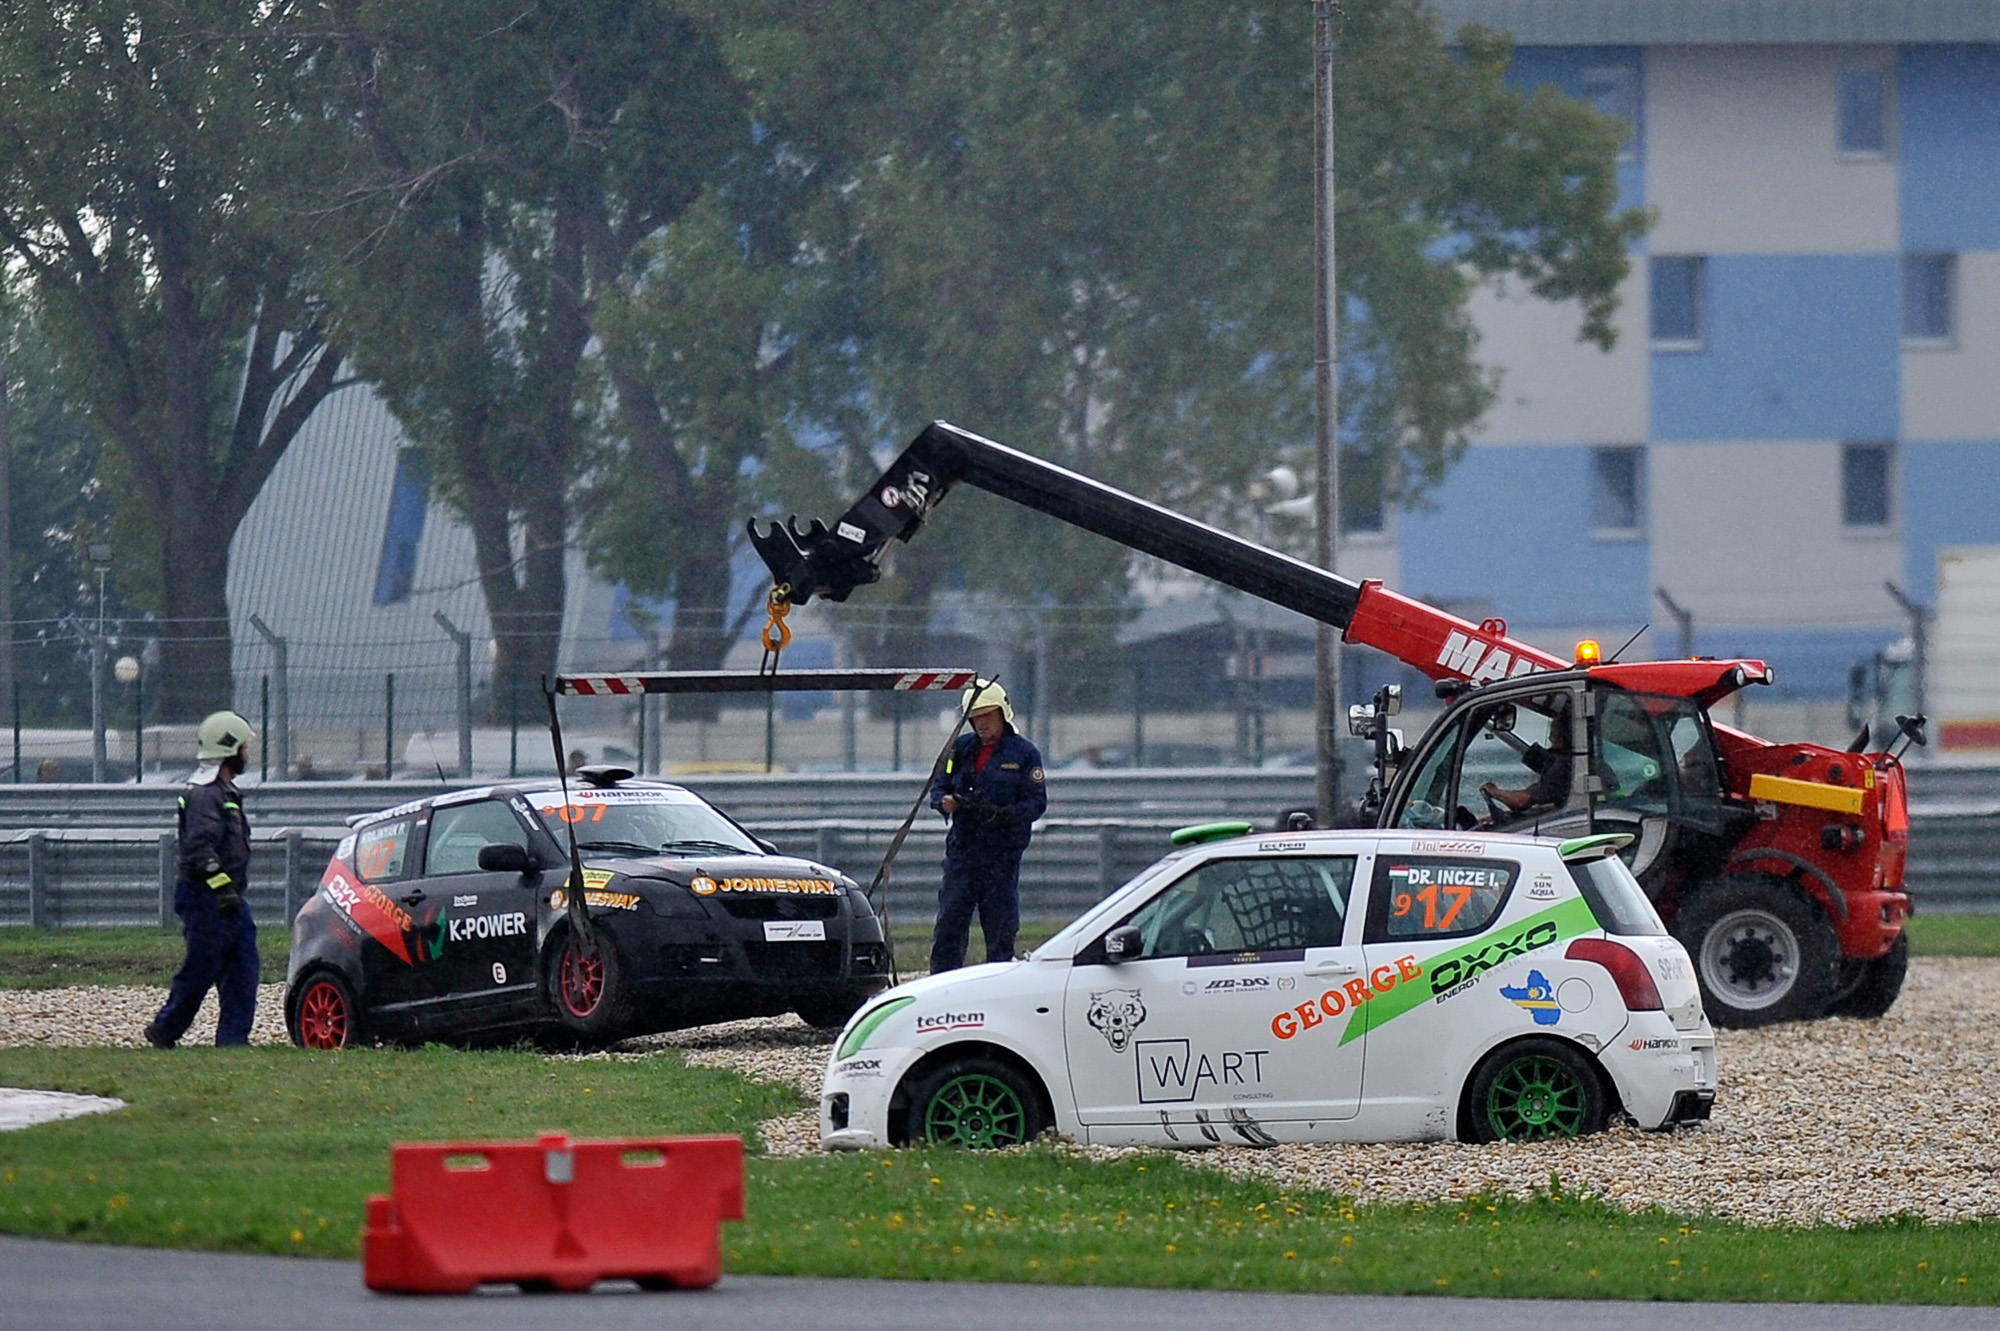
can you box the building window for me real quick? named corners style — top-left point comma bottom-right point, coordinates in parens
top-left (1581, 65), bottom-right (1640, 163)
top-left (1649, 256), bottom-right (1704, 349)
top-left (1590, 446), bottom-right (1644, 536)
top-left (1902, 254), bottom-right (1955, 344)
top-left (1842, 442), bottom-right (1892, 529)
top-left (1836, 68), bottom-right (1888, 156)
top-left (372, 450), bottom-right (430, 606)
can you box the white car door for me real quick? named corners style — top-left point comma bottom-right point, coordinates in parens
top-left (1062, 851), bottom-right (1367, 1145)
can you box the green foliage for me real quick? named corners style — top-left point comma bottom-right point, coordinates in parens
top-left (0, 0), bottom-right (346, 718)
top-left (712, 0), bottom-right (1646, 611)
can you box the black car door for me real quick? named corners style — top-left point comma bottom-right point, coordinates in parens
top-left (417, 797), bottom-right (542, 1021)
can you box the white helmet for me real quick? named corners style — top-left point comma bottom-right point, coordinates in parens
top-left (960, 678), bottom-right (1013, 724)
top-left (196, 710), bottom-right (256, 761)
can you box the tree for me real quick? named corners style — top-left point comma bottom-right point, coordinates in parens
top-left (310, 0), bottom-right (744, 710)
top-left (703, 0), bottom-right (1645, 696)
top-left (0, 0), bottom-right (348, 719)
top-left (582, 190), bottom-right (812, 715)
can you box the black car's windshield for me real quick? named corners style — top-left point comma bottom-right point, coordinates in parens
top-left (531, 788), bottom-right (761, 857)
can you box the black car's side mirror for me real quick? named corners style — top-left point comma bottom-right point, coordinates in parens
top-left (1102, 925), bottom-right (1143, 963)
top-left (477, 842), bottom-right (533, 874)
top-left (753, 836), bottom-right (779, 855)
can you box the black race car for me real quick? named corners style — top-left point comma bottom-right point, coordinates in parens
top-left (284, 766), bottom-right (893, 1049)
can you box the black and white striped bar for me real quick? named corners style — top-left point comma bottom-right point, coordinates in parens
top-left (555, 669), bottom-right (981, 698)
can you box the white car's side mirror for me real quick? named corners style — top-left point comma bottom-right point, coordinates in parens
top-left (1102, 926), bottom-right (1143, 963)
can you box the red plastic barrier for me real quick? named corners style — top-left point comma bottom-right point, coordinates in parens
top-left (363, 1133), bottom-right (744, 1294)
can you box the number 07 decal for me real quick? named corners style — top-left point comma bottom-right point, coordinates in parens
top-left (542, 803), bottom-right (606, 823)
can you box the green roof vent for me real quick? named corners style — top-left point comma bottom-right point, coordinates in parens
top-left (1169, 820), bottom-right (1255, 847)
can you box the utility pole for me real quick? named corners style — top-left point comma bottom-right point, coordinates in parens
top-left (0, 338), bottom-right (12, 743)
top-left (1312, 0), bottom-right (1343, 825)
top-left (1654, 586), bottom-right (1695, 659)
top-left (1884, 580), bottom-right (1932, 735)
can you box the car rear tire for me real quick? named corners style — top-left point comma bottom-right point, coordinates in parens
top-left (1673, 876), bottom-right (1838, 1028)
top-left (907, 1057), bottom-right (1044, 1149)
top-left (1825, 931), bottom-right (1909, 1020)
top-left (546, 925), bottom-right (634, 1043)
top-left (1465, 1038), bottom-right (1607, 1143)
top-left (289, 971), bottom-right (361, 1050)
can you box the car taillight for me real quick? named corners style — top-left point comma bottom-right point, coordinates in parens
top-left (1565, 938), bottom-right (1662, 1011)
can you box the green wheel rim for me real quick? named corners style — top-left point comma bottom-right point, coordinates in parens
top-left (923, 1073), bottom-right (1029, 1148)
top-left (1484, 1053), bottom-right (1588, 1140)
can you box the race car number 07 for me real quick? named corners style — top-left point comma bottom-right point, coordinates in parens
top-left (543, 803), bottom-right (606, 823)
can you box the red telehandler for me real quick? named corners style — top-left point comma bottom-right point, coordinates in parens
top-left (749, 421), bottom-right (1919, 1027)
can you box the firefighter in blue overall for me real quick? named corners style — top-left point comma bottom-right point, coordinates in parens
top-left (929, 680), bottom-right (1046, 972)
top-left (144, 711), bottom-right (259, 1048)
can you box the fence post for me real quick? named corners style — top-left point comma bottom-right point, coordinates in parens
top-left (385, 672), bottom-right (396, 777)
top-left (816, 822), bottom-right (841, 870)
top-left (283, 828), bottom-right (303, 923)
top-left (27, 830), bottom-right (45, 927)
top-left (159, 831), bottom-right (176, 929)
top-left (248, 615), bottom-right (290, 779)
top-left (434, 612), bottom-right (473, 779)
top-left (1097, 823), bottom-right (1121, 899)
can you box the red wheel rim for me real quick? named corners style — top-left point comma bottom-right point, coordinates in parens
top-left (559, 937), bottom-right (604, 1017)
top-left (298, 979), bottom-right (349, 1050)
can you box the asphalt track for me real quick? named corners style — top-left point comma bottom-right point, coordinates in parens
top-left (5, 1237), bottom-right (2000, 1331)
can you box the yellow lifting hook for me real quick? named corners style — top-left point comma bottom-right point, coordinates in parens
top-left (759, 585), bottom-right (793, 671)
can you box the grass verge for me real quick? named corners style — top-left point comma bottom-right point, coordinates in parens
top-left (0, 1046), bottom-right (795, 1255)
top-left (0, 927), bottom-right (291, 988)
top-left (1904, 912), bottom-right (2000, 957)
top-left (2, 1049), bottom-right (1999, 1303)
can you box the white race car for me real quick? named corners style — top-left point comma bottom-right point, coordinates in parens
top-left (821, 826), bottom-right (1716, 1149)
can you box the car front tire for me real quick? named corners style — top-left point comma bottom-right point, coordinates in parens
top-left (906, 1056), bottom-right (1045, 1149)
top-left (545, 925), bottom-right (634, 1043)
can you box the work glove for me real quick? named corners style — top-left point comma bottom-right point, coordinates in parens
top-left (204, 858), bottom-right (243, 916)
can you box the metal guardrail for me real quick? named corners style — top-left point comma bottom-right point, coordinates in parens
top-left (0, 769), bottom-right (1321, 828)
top-left (2, 768), bottom-right (1998, 927)
top-left (0, 818), bottom-right (1195, 929)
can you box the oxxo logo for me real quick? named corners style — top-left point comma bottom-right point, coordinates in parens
top-left (1429, 920), bottom-right (1560, 995)
top-left (1272, 955), bottom-right (1421, 1039)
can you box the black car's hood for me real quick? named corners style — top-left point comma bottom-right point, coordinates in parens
top-left (583, 852), bottom-right (854, 896)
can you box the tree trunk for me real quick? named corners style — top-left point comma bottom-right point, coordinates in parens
top-left (155, 518), bottom-right (235, 722)
top-left (664, 514), bottom-right (735, 721)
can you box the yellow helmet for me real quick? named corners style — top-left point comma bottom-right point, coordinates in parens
top-left (960, 678), bottom-right (1013, 724)
top-left (196, 710), bottom-right (256, 761)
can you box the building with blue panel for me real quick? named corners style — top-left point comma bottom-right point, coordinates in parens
top-left (1408, 1), bottom-right (2000, 725)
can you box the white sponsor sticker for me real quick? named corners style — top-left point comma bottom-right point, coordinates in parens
top-left (763, 920), bottom-right (827, 942)
top-left (837, 521), bottom-right (867, 543)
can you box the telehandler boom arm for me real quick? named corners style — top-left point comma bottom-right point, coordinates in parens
top-left (749, 420), bottom-right (1569, 685)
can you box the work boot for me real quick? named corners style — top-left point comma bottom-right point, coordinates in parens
top-left (141, 1022), bottom-right (174, 1050)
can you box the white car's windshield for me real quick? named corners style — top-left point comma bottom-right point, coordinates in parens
top-left (530, 789), bottom-right (761, 856)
